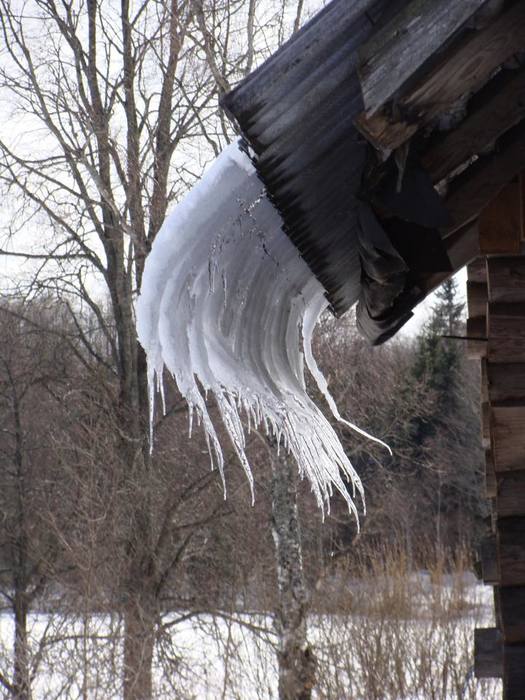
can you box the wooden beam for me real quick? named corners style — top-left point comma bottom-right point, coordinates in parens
top-left (494, 585), bottom-right (502, 629)
top-left (498, 516), bottom-right (525, 586)
top-left (481, 535), bottom-right (499, 585)
top-left (481, 401), bottom-right (491, 449)
top-left (467, 280), bottom-right (487, 318)
top-left (479, 182), bottom-right (522, 255)
top-left (444, 121), bottom-right (525, 235)
top-left (487, 363), bottom-right (525, 404)
top-left (504, 644), bottom-right (525, 699)
top-left (519, 171), bottom-right (525, 243)
top-left (486, 448), bottom-right (497, 499)
top-left (492, 406), bottom-right (525, 472)
top-left (488, 256), bottom-right (525, 304)
top-left (487, 303), bottom-right (525, 363)
top-left (466, 315), bottom-right (487, 359)
top-left (355, 1), bottom-right (525, 152)
top-left (474, 627), bottom-right (503, 679)
top-left (481, 358), bottom-right (489, 403)
top-left (422, 67), bottom-right (525, 183)
top-left (467, 257), bottom-right (487, 283)
top-left (499, 587), bottom-right (525, 643)
top-left (357, 0), bottom-right (487, 116)
top-left (497, 471), bottom-right (525, 518)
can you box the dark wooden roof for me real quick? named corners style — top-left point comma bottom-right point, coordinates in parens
top-left (222, 0), bottom-right (525, 343)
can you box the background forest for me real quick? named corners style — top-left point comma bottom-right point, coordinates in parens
top-left (0, 1), bottom-right (493, 698)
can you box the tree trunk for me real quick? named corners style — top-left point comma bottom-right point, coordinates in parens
top-left (122, 596), bottom-right (155, 700)
top-left (13, 590), bottom-right (30, 700)
top-left (271, 454), bottom-right (316, 700)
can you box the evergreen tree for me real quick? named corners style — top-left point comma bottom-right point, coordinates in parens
top-left (412, 278), bottom-right (465, 432)
top-left (409, 278), bottom-right (485, 551)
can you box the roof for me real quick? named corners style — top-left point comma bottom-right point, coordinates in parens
top-left (222, 0), bottom-right (525, 344)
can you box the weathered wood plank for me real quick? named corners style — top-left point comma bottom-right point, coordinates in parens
top-left (467, 280), bottom-right (488, 318)
top-left (503, 643), bottom-right (525, 699)
top-left (488, 256), bottom-right (525, 304)
top-left (487, 363), bottom-right (525, 404)
top-left (479, 182), bottom-right (522, 255)
top-left (519, 170), bottom-right (525, 243)
top-left (486, 448), bottom-right (497, 499)
top-left (487, 302), bottom-right (525, 364)
top-left (444, 121), bottom-right (525, 235)
top-left (467, 257), bottom-right (487, 284)
top-left (494, 585), bottom-right (502, 629)
top-left (498, 516), bottom-right (525, 586)
top-left (492, 406), bottom-right (525, 472)
top-left (357, 0), bottom-right (487, 116)
top-left (497, 471), bottom-right (525, 518)
top-left (482, 401), bottom-right (491, 449)
top-left (466, 315), bottom-right (487, 359)
top-left (356, 1), bottom-right (525, 152)
top-left (481, 358), bottom-right (489, 403)
top-left (474, 627), bottom-right (503, 679)
top-left (422, 67), bottom-right (525, 183)
top-left (499, 587), bottom-right (525, 643)
top-left (481, 535), bottom-right (499, 585)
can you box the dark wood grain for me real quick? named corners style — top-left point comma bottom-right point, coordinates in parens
top-left (474, 627), bottom-right (503, 678)
top-left (356, 1), bottom-right (525, 151)
top-left (498, 516), bottom-right (525, 585)
top-left (358, 0), bottom-right (486, 115)
top-left (488, 257), bottom-right (525, 304)
top-left (423, 68), bottom-right (525, 183)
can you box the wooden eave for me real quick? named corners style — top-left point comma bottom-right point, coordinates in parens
top-left (222, 0), bottom-right (525, 344)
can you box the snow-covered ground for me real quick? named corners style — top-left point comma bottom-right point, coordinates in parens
top-left (0, 577), bottom-right (501, 699)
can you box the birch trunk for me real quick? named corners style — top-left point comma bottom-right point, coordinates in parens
top-left (271, 455), bottom-right (316, 700)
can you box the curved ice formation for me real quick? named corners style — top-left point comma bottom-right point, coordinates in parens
top-left (136, 140), bottom-right (389, 518)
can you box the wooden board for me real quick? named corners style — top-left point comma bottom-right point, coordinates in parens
top-left (474, 627), bottom-right (503, 679)
top-left (479, 182), bottom-right (522, 255)
top-left (467, 281), bottom-right (487, 318)
top-left (467, 257), bottom-right (487, 283)
top-left (481, 401), bottom-right (491, 449)
top-left (466, 315), bottom-right (487, 359)
top-left (423, 67), bottom-right (525, 184)
top-left (481, 535), bottom-right (498, 585)
top-left (486, 448), bottom-right (496, 499)
top-left (481, 358), bottom-right (489, 403)
top-left (488, 256), bottom-right (525, 304)
top-left (499, 587), bottom-right (525, 643)
top-left (498, 516), bottom-right (525, 586)
top-left (492, 406), bottom-right (525, 472)
top-left (356, 1), bottom-right (525, 151)
top-left (503, 644), bottom-right (525, 699)
top-left (497, 471), bottom-right (525, 518)
top-left (444, 122), bottom-right (525, 235)
top-left (487, 363), bottom-right (525, 404)
top-left (521, 172), bottom-right (525, 241)
top-left (357, 0), bottom-right (487, 116)
top-left (487, 303), bottom-right (525, 363)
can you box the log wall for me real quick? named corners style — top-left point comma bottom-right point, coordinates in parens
top-left (471, 177), bottom-right (525, 698)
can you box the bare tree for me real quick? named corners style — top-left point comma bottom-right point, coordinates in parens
top-left (0, 0), bottom-right (311, 696)
top-left (0, 301), bottom-right (74, 699)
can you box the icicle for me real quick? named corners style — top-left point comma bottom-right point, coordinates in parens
top-left (188, 403), bottom-right (194, 439)
top-left (136, 140), bottom-right (387, 521)
top-left (302, 292), bottom-right (393, 456)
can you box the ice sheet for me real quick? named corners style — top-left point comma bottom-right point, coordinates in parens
top-left (136, 141), bottom-right (388, 518)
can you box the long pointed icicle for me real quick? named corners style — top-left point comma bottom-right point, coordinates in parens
top-left (136, 140), bottom-right (386, 519)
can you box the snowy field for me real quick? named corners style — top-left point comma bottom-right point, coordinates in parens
top-left (0, 576), bottom-right (501, 699)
